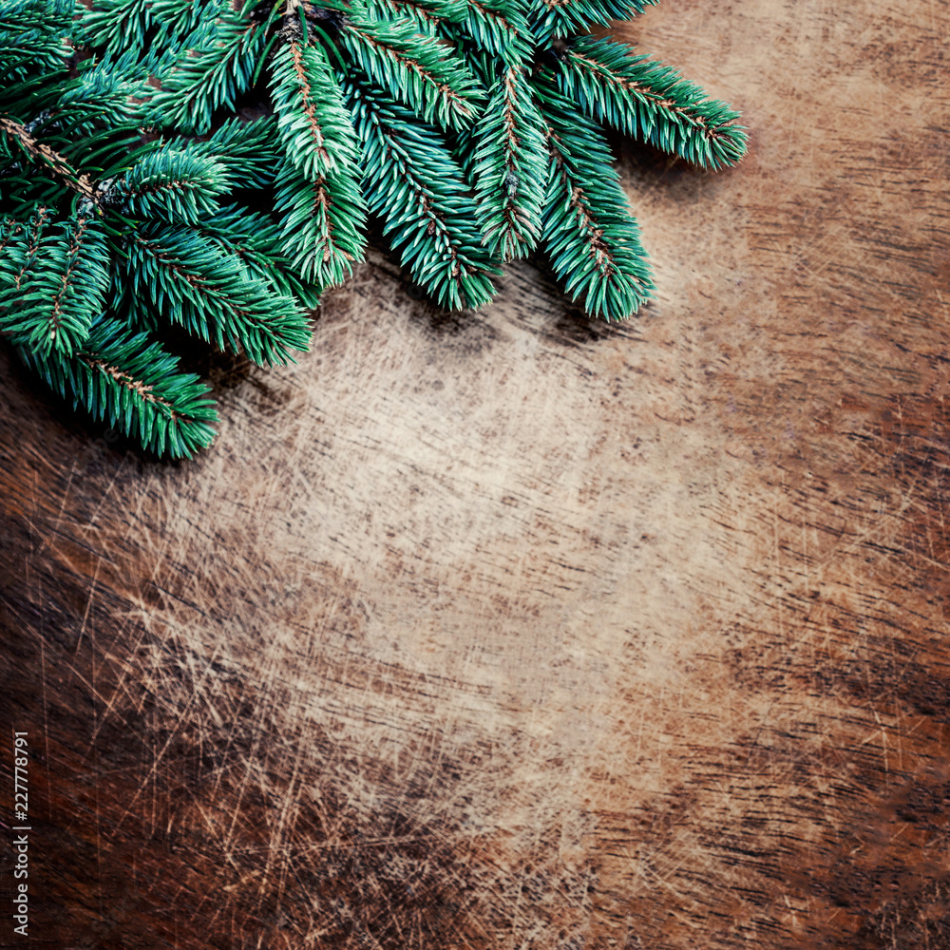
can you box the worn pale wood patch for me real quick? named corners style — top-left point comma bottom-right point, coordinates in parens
top-left (2, 1), bottom-right (949, 947)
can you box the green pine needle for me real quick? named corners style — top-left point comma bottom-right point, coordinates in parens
top-left (470, 64), bottom-right (547, 261)
top-left (126, 223), bottom-right (312, 365)
top-left (18, 314), bottom-right (218, 458)
top-left (539, 88), bottom-right (653, 321)
top-left (340, 15), bottom-right (486, 130)
top-left (553, 35), bottom-right (747, 169)
top-left (527, 0), bottom-right (655, 45)
top-left (146, 16), bottom-right (267, 133)
top-left (345, 77), bottom-right (498, 310)
top-left (270, 39), bottom-right (362, 180)
top-left (363, 0), bottom-right (460, 33)
top-left (0, 212), bottom-right (110, 355)
top-left (273, 157), bottom-right (368, 290)
top-left (77, 0), bottom-right (152, 56)
top-left (119, 146), bottom-right (230, 224)
top-left (0, 0), bottom-right (73, 35)
top-left (58, 53), bottom-right (151, 127)
top-left (182, 116), bottom-right (282, 189)
top-left (198, 205), bottom-right (323, 311)
top-left (448, 0), bottom-right (532, 65)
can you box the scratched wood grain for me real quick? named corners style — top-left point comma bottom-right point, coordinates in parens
top-left (2, 1), bottom-right (950, 947)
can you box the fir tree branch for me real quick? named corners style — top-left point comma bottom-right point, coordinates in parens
top-left (178, 116), bottom-right (281, 189)
top-left (471, 64), bottom-right (546, 261)
top-left (0, 0), bottom-right (751, 457)
top-left (344, 77), bottom-right (497, 310)
top-left (363, 0), bottom-right (463, 32)
top-left (268, 35), bottom-right (367, 289)
top-left (126, 224), bottom-right (312, 365)
top-left (57, 52), bottom-right (151, 127)
top-left (0, 0), bottom-right (73, 35)
top-left (77, 0), bottom-right (153, 56)
top-left (17, 315), bottom-right (218, 458)
top-left (0, 214), bottom-right (110, 356)
top-left (146, 15), bottom-right (267, 133)
top-left (553, 36), bottom-right (747, 169)
top-left (0, 0), bottom-right (74, 78)
top-left (0, 116), bottom-right (97, 201)
top-left (528, 0), bottom-right (654, 43)
top-left (273, 158), bottom-right (367, 289)
top-left (270, 37), bottom-right (361, 180)
top-left (339, 15), bottom-right (485, 130)
top-left (149, 0), bottom-right (228, 53)
top-left (0, 212), bottom-right (47, 291)
top-left (447, 0), bottom-right (531, 65)
top-left (538, 87), bottom-right (652, 321)
top-left (197, 204), bottom-right (322, 310)
top-left (118, 146), bottom-right (230, 224)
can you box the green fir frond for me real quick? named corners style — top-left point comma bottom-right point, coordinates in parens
top-left (340, 15), bottom-right (485, 130)
top-left (363, 0), bottom-right (461, 33)
top-left (76, 0), bottom-right (153, 55)
top-left (273, 157), bottom-right (367, 289)
top-left (270, 38), bottom-right (362, 180)
top-left (0, 210), bottom-right (51, 296)
top-left (538, 87), bottom-right (653, 321)
top-left (106, 254), bottom-right (159, 333)
top-left (1, 66), bottom-right (75, 122)
top-left (345, 78), bottom-right (497, 310)
top-left (527, 0), bottom-right (655, 44)
top-left (553, 35), bottom-right (747, 168)
top-left (198, 204), bottom-right (322, 310)
top-left (471, 64), bottom-right (547, 261)
top-left (0, 113), bottom-right (148, 219)
top-left (0, 213), bottom-right (110, 356)
top-left (146, 16), bottom-right (267, 133)
top-left (149, 0), bottom-right (226, 52)
top-left (0, 0), bottom-right (73, 79)
top-left (446, 0), bottom-right (531, 65)
top-left (118, 146), bottom-right (230, 224)
top-left (176, 116), bottom-right (281, 189)
top-left (268, 36), bottom-right (365, 290)
top-left (18, 314), bottom-right (218, 458)
top-left (0, 37), bottom-right (63, 83)
top-left (0, 0), bottom-right (74, 35)
top-left (125, 223), bottom-right (312, 364)
top-left (57, 52), bottom-right (151, 126)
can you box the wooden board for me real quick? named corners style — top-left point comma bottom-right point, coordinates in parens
top-left (2, 1), bottom-right (949, 946)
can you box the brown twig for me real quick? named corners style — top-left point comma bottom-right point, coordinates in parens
top-left (0, 115), bottom-right (98, 201)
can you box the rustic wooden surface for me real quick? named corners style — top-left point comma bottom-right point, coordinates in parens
top-left (3, 1), bottom-right (950, 947)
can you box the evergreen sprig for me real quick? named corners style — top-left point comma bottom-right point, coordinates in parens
top-left (1, 0), bottom-right (747, 457)
top-left (339, 14), bottom-right (486, 130)
top-left (345, 76), bottom-right (497, 309)
top-left (539, 85), bottom-right (652, 319)
top-left (470, 64), bottom-right (548, 261)
top-left (0, 213), bottom-right (110, 356)
top-left (119, 146), bottom-right (229, 223)
top-left (528, 0), bottom-right (655, 45)
top-left (449, 0), bottom-right (532, 65)
top-left (125, 224), bottom-right (311, 364)
top-left (145, 14), bottom-right (268, 133)
top-left (551, 35), bottom-right (747, 169)
top-left (20, 314), bottom-right (218, 457)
